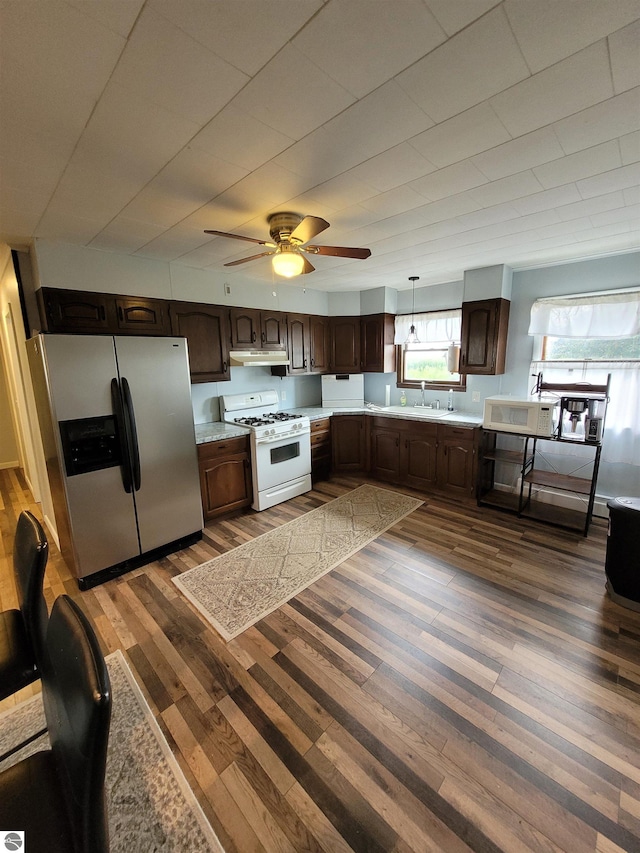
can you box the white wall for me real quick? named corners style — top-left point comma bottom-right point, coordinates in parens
top-left (0, 334), bottom-right (19, 467)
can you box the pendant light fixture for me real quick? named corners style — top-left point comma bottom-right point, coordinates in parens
top-left (405, 276), bottom-right (420, 346)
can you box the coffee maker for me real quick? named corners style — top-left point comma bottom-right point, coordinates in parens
top-left (558, 394), bottom-right (607, 441)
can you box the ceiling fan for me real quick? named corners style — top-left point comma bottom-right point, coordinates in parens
top-left (204, 212), bottom-right (371, 278)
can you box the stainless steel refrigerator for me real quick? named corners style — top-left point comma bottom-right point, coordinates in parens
top-left (28, 334), bottom-right (203, 588)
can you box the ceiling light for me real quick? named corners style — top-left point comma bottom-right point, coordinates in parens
top-left (272, 247), bottom-right (304, 278)
top-left (405, 276), bottom-right (420, 346)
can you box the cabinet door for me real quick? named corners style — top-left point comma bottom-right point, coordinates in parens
top-left (114, 297), bottom-right (170, 335)
top-left (361, 314), bottom-right (396, 373)
top-left (370, 425), bottom-right (401, 482)
top-left (331, 415), bottom-right (366, 471)
top-left (260, 311), bottom-right (287, 350)
top-left (437, 426), bottom-right (477, 495)
top-left (286, 313), bottom-right (309, 373)
top-left (460, 298), bottom-right (510, 375)
top-left (230, 307), bottom-right (261, 349)
top-left (39, 287), bottom-right (112, 334)
top-left (402, 424), bottom-right (438, 490)
top-left (169, 302), bottom-right (231, 383)
top-left (309, 315), bottom-right (330, 373)
top-left (331, 317), bottom-right (361, 373)
top-left (310, 417), bottom-right (331, 482)
top-left (198, 438), bottom-right (252, 519)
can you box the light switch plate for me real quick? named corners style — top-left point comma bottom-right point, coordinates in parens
top-left (472, 391), bottom-right (480, 402)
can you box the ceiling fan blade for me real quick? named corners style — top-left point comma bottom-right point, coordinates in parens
top-left (301, 256), bottom-right (315, 275)
top-left (305, 245), bottom-right (371, 259)
top-left (290, 215), bottom-right (330, 246)
top-left (223, 251), bottom-right (275, 267)
top-left (204, 229), bottom-right (276, 248)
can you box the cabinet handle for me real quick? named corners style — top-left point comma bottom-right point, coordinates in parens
top-left (310, 358), bottom-right (315, 367)
top-left (99, 305), bottom-right (106, 321)
top-left (118, 306), bottom-right (124, 321)
top-left (252, 331), bottom-right (256, 342)
top-left (223, 361), bottom-right (227, 373)
top-left (261, 331), bottom-right (265, 343)
top-left (461, 353), bottom-right (466, 366)
top-left (395, 438), bottom-right (399, 446)
top-left (303, 359), bottom-right (307, 368)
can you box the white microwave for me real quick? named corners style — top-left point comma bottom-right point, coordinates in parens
top-left (483, 396), bottom-right (559, 436)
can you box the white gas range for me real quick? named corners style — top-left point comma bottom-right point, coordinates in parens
top-left (220, 390), bottom-right (311, 511)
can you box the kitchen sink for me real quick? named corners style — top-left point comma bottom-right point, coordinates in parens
top-left (382, 405), bottom-right (451, 419)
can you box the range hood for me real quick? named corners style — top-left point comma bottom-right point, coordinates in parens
top-left (229, 350), bottom-right (290, 367)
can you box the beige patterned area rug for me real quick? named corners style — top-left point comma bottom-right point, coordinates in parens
top-left (173, 484), bottom-right (423, 641)
top-left (0, 650), bottom-right (224, 853)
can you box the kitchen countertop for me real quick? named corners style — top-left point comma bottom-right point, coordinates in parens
top-left (194, 406), bottom-right (483, 444)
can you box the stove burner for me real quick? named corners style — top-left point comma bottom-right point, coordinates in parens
top-left (264, 412), bottom-right (302, 421)
top-left (234, 416), bottom-right (275, 426)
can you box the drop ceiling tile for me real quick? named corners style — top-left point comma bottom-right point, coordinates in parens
top-left (552, 88), bottom-right (640, 154)
top-left (135, 222), bottom-right (211, 261)
top-left (467, 170), bottom-right (544, 207)
top-left (620, 131), bottom-right (640, 164)
top-left (231, 44), bottom-right (355, 140)
top-left (510, 184), bottom-right (584, 215)
top-left (423, 0), bottom-right (500, 36)
top-left (119, 187), bottom-right (202, 229)
top-left (293, 174), bottom-right (379, 211)
top-left (90, 218), bottom-right (165, 253)
top-left (35, 209), bottom-right (107, 243)
top-left (490, 41), bottom-right (614, 138)
top-left (590, 202), bottom-right (640, 227)
top-left (348, 144), bottom-right (437, 192)
top-left (624, 186), bottom-right (640, 204)
top-left (0, 1), bottom-right (125, 154)
top-left (292, 0), bottom-right (446, 98)
top-left (554, 191), bottom-right (627, 221)
top-left (533, 141), bottom-right (622, 188)
top-left (360, 185), bottom-right (438, 218)
top-left (207, 162), bottom-right (309, 218)
top-left (148, 148), bottom-right (248, 205)
top-left (189, 106), bottom-right (295, 171)
top-left (149, 0), bottom-right (322, 76)
top-left (396, 7), bottom-right (530, 122)
top-left (108, 8), bottom-right (248, 126)
top-left (577, 162), bottom-right (640, 198)
top-left (503, 0), bottom-right (640, 74)
top-left (413, 193), bottom-right (482, 226)
top-left (609, 19), bottom-right (640, 93)
top-left (409, 104), bottom-right (512, 169)
top-left (456, 202), bottom-right (521, 230)
top-left (71, 82), bottom-right (201, 181)
top-left (65, 0), bottom-right (144, 38)
top-left (411, 161), bottom-right (489, 201)
top-left (42, 162), bottom-right (140, 222)
top-left (471, 129), bottom-right (565, 181)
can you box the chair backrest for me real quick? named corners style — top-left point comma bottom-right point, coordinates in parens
top-left (42, 595), bottom-right (111, 853)
top-left (13, 511), bottom-right (49, 665)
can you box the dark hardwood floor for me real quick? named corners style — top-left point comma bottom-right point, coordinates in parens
top-left (1, 466), bottom-right (639, 853)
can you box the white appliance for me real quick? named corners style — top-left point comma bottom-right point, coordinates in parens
top-left (220, 390), bottom-right (311, 511)
top-left (483, 395), bottom-right (559, 436)
top-left (27, 335), bottom-right (203, 588)
top-left (321, 374), bottom-right (365, 408)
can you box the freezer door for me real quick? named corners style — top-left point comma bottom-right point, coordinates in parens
top-left (114, 337), bottom-right (203, 552)
top-left (34, 335), bottom-right (140, 578)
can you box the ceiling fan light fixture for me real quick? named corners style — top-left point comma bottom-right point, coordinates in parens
top-left (272, 247), bottom-right (305, 278)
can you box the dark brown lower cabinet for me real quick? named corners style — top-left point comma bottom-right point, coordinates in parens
top-left (310, 418), bottom-right (331, 482)
top-left (367, 416), bottom-right (477, 497)
top-left (436, 425), bottom-right (478, 495)
top-left (331, 414), bottom-right (366, 472)
top-left (198, 437), bottom-right (252, 520)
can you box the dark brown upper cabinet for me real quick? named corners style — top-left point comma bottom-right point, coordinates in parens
top-left (113, 296), bottom-right (170, 335)
top-left (361, 313), bottom-right (396, 373)
top-left (230, 307), bottom-right (287, 350)
top-left (169, 302), bottom-right (231, 383)
top-left (286, 313), bottom-right (310, 375)
top-left (330, 316), bottom-right (361, 373)
top-left (309, 315), bottom-right (330, 373)
top-left (459, 298), bottom-right (510, 375)
top-left (38, 287), bottom-right (113, 334)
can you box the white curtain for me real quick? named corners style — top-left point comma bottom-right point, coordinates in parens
top-left (528, 291), bottom-right (640, 337)
top-left (394, 309), bottom-right (461, 344)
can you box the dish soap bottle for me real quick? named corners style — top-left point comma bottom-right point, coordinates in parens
top-left (400, 391), bottom-right (407, 407)
top-left (447, 389), bottom-right (454, 411)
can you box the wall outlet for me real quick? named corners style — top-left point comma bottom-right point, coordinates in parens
top-left (472, 391), bottom-right (480, 402)
top-left (224, 283), bottom-right (231, 295)
top-left (281, 390), bottom-right (286, 401)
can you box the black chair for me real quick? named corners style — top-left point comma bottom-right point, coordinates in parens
top-left (0, 511), bottom-right (49, 701)
top-left (0, 595), bottom-right (112, 853)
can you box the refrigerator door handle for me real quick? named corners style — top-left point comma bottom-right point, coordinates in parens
top-left (110, 378), bottom-right (133, 494)
top-left (121, 377), bottom-right (141, 492)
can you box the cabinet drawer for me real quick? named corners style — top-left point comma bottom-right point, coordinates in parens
top-left (197, 436), bottom-right (249, 460)
top-left (311, 430), bottom-right (330, 448)
top-left (310, 418), bottom-right (331, 434)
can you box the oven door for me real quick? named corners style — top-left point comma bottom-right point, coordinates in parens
top-left (252, 430), bottom-right (311, 491)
